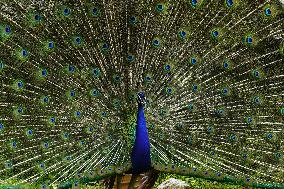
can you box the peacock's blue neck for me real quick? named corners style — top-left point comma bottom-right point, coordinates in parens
top-left (130, 103), bottom-right (151, 173)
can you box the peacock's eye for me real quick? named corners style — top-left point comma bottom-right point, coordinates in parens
top-left (101, 112), bottom-right (107, 117)
top-left (70, 90), bottom-right (76, 97)
top-left (130, 16), bottom-right (137, 24)
top-left (43, 142), bottom-right (49, 148)
top-left (0, 63), bottom-right (4, 70)
top-left (22, 49), bottom-right (28, 57)
top-left (207, 127), bottom-right (213, 133)
top-left (130, 16), bottom-right (136, 21)
top-left (153, 40), bottom-right (159, 46)
top-left (191, 58), bottom-right (197, 65)
top-left (223, 62), bottom-right (229, 68)
top-left (254, 70), bottom-right (259, 77)
top-left (247, 117), bottom-right (252, 123)
top-left (179, 30), bottom-right (187, 39)
top-left (281, 108), bottom-right (284, 115)
top-left (34, 14), bottom-right (41, 21)
top-left (17, 81), bottom-right (23, 88)
top-left (0, 123), bottom-right (4, 131)
top-left (91, 67), bottom-right (101, 77)
top-left (12, 141), bottom-right (17, 147)
top-left (188, 103), bottom-right (194, 110)
top-left (43, 96), bottom-right (49, 103)
top-left (267, 133), bottom-right (273, 139)
top-left (63, 8), bottom-right (71, 16)
top-left (246, 36), bottom-right (253, 44)
top-left (115, 76), bottom-right (119, 80)
top-left (42, 69), bottom-right (47, 77)
top-left (127, 54), bottom-right (135, 62)
top-left (102, 43), bottom-right (109, 49)
top-left (192, 84), bottom-right (198, 92)
top-left (191, 0), bottom-right (198, 6)
top-left (212, 31), bottom-right (218, 37)
top-left (167, 88), bottom-right (171, 93)
top-left (48, 41), bottom-right (54, 49)
top-left (265, 8), bottom-right (271, 16)
top-left (75, 111), bottom-right (81, 117)
top-left (69, 65), bottom-right (75, 73)
top-left (165, 65), bottom-right (171, 70)
top-left (5, 25), bottom-right (11, 34)
top-left (74, 37), bottom-right (82, 45)
top-left (226, 0), bottom-right (234, 7)
top-left (27, 130), bottom-right (33, 135)
top-left (145, 76), bottom-right (151, 81)
top-left (254, 97), bottom-right (260, 103)
top-left (92, 89), bottom-right (98, 96)
top-left (18, 107), bottom-right (23, 113)
top-left (50, 117), bottom-right (55, 123)
top-left (92, 7), bottom-right (99, 16)
top-left (156, 4), bottom-right (164, 12)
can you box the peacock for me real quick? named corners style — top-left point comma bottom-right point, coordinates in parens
top-left (0, 0), bottom-right (284, 188)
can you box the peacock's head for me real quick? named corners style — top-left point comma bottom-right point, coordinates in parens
top-left (137, 92), bottom-right (147, 106)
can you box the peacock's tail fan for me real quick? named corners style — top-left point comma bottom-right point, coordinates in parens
top-left (0, 0), bottom-right (283, 188)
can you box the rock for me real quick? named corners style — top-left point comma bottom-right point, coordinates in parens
top-left (157, 178), bottom-right (190, 189)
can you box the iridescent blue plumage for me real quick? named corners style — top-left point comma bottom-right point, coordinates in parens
top-left (131, 92), bottom-right (151, 174)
